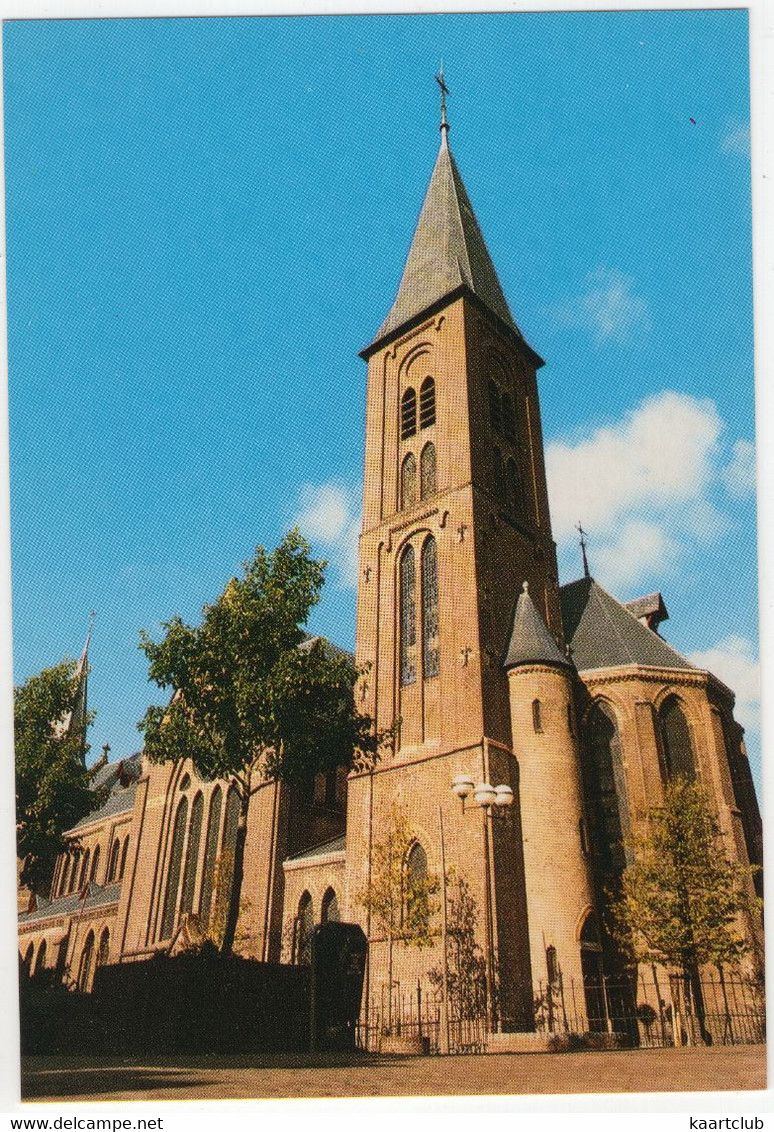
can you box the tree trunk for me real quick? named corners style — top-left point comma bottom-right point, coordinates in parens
top-left (221, 789), bottom-right (250, 956)
top-left (687, 959), bottom-right (712, 1045)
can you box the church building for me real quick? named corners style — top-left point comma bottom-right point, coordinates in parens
top-left (18, 99), bottom-right (763, 1039)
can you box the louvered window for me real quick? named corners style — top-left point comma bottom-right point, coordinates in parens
top-left (489, 380), bottom-right (502, 433)
top-left (401, 388), bottom-right (417, 439)
top-left (419, 377), bottom-right (436, 428)
top-left (502, 392), bottom-right (516, 440)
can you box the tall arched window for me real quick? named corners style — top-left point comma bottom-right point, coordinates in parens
top-left (180, 792), bottom-right (204, 918)
top-left (78, 849), bottom-right (91, 891)
top-left (321, 887), bottom-right (340, 923)
top-left (492, 447), bottom-right (505, 505)
top-left (658, 696), bottom-right (695, 781)
top-left (502, 392), bottom-right (516, 440)
top-left (585, 703), bottom-right (629, 877)
top-left (160, 795), bottom-right (188, 940)
top-left (488, 379), bottom-right (502, 433)
top-left (96, 928), bottom-right (110, 971)
top-left (22, 943), bottom-right (34, 978)
top-left (400, 545), bottom-right (417, 686)
top-left (401, 452), bottom-right (417, 509)
top-left (404, 841), bottom-right (430, 930)
top-left (422, 536), bottom-right (440, 680)
top-left (107, 838), bottom-right (120, 882)
top-left (199, 786), bottom-right (222, 924)
top-left (90, 845), bottom-right (100, 884)
top-left (420, 442), bottom-right (437, 499)
top-left (78, 931), bottom-right (95, 992)
top-left (119, 836), bottom-right (129, 880)
top-left (419, 377), bottom-right (436, 429)
top-left (532, 699), bottom-right (543, 733)
top-left (68, 851), bottom-right (81, 894)
top-left (297, 892), bottom-right (314, 966)
top-left (401, 388), bottom-right (417, 440)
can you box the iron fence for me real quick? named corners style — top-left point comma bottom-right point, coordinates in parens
top-left (358, 969), bottom-right (765, 1054)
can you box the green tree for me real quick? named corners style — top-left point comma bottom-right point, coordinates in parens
top-left (139, 530), bottom-right (385, 956)
top-left (428, 872), bottom-right (487, 1019)
top-left (15, 659), bottom-right (96, 893)
top-left (609, 777), bottom-right (761, 1045)
top-left (357, 804), bottom-right (439, 1033)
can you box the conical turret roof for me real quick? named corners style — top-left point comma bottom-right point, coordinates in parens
top-left (503, 583), bottom-right (570, 672)
top-left (363, 133), bottom-right (535, 358)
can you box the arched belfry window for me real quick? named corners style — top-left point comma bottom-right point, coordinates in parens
top-left (401, 388), bottom-right (417, 440)
top-left (506, 457), bottom-right (522, 517)
top-left (160, 795), bottom-right (188, 940)
top-left (488, 380), bottom-right (502, 433)
top-left (401, 453), bottom-right (417, 509)
top-left (584, 703), bottom-right (629, 877)
top-left (108, 837), bottom-right (120, 882)
top-left (90, 844), bottom-right (100, 883)
top-left (420, 442), bottom-right (437, 499)
top-left (419, 377), bottom-right (436, 429)
top-left (659, 696), bottom-right (695, 782)
top-left (199, 786), bottom-right (222, 924)
top-left (422, 536), bottom-right (440, 680)
top-left (400, 545), bottom-right (417, 686)
top-left (502, 392), bottom-right (516, 441)
top-left (492, 447), bottom-right (505, 505)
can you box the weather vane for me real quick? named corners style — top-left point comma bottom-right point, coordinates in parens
top-left (435, 65), bottom-right (449, 134)
top-left (575, 522), bottom-right (590, 579)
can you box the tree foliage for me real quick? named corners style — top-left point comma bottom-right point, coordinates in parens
top-left (139, 530), bottom-right (386, 954)
top-left (15, 659), bottom-right (96, 892)
top-left (609, 778), bottom-right (761, 1042)
top-left (428, 872), bottom-right (486, 1017)
top-left (610, 778), bottom-right (760, 971)
top-left (357, 804), bottom-right (439, 950)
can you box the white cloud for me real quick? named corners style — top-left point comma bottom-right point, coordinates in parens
top-left (721, 121), bottom-right (751, 158)
top-left (546, 391), bottom-right (750, 591)
top-left (292, 482), bottom-right (361, 589)
top-left (689, 635), bottom-right (760, 736)
top-left (722, 438), bottom-right (756, 498)
top-left (550, 267), bottom-right (650, 345)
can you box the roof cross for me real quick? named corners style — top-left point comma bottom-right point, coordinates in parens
top-left (435, 65), bottom-right (450, 135)
top-left (575, 521), bottom-right (590, 579)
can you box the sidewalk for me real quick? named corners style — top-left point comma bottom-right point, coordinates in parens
top-left (21, 1045), bottom-right (767, 1102)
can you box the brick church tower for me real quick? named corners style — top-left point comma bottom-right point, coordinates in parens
top-left (345, 98), bottom-right (589, 1029)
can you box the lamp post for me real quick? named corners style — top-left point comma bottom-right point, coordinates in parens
top-left (451, 772), bottom-right (514, 1033)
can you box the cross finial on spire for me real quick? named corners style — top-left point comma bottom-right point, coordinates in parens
top-left (575, 522), bottom-right (590, 579)
top-left (435, 65), bottom-right (449, 138)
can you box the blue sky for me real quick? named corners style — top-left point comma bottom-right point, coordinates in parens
top-left (4, 11), bottom-right (760, 790)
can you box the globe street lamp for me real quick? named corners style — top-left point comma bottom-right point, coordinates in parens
top-left (450, 773), bottom-right (514, 1032)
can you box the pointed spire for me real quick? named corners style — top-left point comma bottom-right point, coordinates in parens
top-left (503, 582), bottom-right (571, 671)
top-left (575, 522), bottom-right (590, 579)
top-left (53, 614), bottom-right (94, 759)
top-left (362, 100), bottom-right (543, 362)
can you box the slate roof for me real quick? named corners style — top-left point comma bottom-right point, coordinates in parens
top-left (503, 583), bottom-right (570, 671)
top-left (297, 636), bottom-right (354, 662)
top-left (364, 134), bottom-right (532, 356)
top-left (624, 591), bottom-right (669, 626)
top-left (286, 834), bottom-right (346, 862)
top-left (19, 881), bottom-right (122, 925)
top-left (560, 576), bottom-right (694, 673)
top-left (69, 752), bottom-right (142, 832)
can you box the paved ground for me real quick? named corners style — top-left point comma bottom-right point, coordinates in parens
top-left (21, 1045), bottom-right (766, 1102)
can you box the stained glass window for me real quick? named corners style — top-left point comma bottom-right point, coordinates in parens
top-left (422, 536), bottom-right (440, 680)
top-left (420, 442), bottom-right (437, 499)
top-left (401, 452), bottom-right (417, 509)
top-left (400, 545), bottom-right (417, 686)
